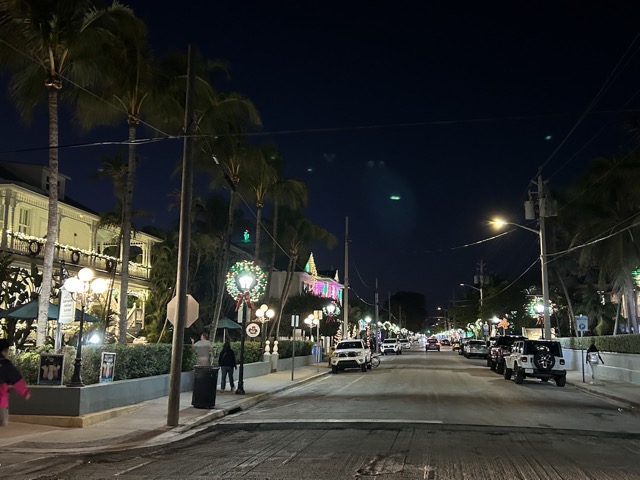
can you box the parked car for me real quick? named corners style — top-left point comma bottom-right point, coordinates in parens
top-left (487, 335), bottom-right (527, 373)
top-left (503, 339), bottom-right (566, 386)
top-left (463, 340), bottom-right (488, 358)
top-left (399, 338), bottom-right (411, 350)
top-left (425, 338), bottom-right (440, 352)
top-left (330, 339), bottom-right (372, 373)
top-left (381, 338), bottom-right (402, 355)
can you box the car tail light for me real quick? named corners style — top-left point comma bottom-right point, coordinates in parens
top-left (559, 359), bottom-right (565, 365)
top-left (520, 356), bottom-right (528, 363)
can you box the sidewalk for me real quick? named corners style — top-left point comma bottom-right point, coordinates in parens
top-left (566, 368), bottom-right (639, 408)
top-left (0, 364), bottom-right (330, 454)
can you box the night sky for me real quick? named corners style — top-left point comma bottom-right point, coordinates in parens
top-left (2, 1), bottom-right (640, 317)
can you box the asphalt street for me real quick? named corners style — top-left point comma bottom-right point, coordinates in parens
top-left (6, 346), bottom-right (640, 479)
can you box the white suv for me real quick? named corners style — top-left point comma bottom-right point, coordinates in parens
top-left (381, 338), bottom-right (402, 355)
top-left (504, 339), bottom-right (566, 387)
top-left (331, 339), bottom-right (372, 373)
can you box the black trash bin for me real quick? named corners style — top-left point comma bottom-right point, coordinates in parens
top-left (192, 366), bottom-right (219, 409)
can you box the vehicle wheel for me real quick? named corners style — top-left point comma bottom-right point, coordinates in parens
top-left (555, 375), bottom-right (566, 387)
top-left (540, 377), bottom-right (549, 382)
top-left (463, 353), bottom-right (469, 358)
top-left (534, 352), bottom-right (555, 371)
top-left (504, 366), bottom-right (512, 380)
top-left (331, 365), bottom-right (338, 374)
top-left (514, 366), bottom-right (524, 384)
top-left (496, 361), bottom-right (505, 374)
top-left (361, 364), bottom-right (367, 372)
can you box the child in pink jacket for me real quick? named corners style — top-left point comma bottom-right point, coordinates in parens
top-left (0, 339), bottom-right (31, 426)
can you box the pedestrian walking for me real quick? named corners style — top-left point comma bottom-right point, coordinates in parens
top-left (192, 332), bottom-right (214, 366)
top-left (0, 339), bottom-right (31, 427)
top-left (218, 340), bottom-right (237, 392)
top-left (587, 342), bottom-right (604, 364)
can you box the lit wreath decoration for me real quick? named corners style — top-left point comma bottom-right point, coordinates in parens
top-left (225, 260), bottom-right (266, 309)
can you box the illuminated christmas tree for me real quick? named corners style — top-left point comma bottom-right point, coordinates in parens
top-left (333, 327), bottom-right (343, 344)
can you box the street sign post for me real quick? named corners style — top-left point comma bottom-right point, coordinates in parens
top-left (575, 315), bottom-right (589, 383)
top-left (291, 315), bottom-right (299, 381)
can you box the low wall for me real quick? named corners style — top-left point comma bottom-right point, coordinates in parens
top-left (9, 357), bottom-right (312, 417)
top-left (10, 371), bottom-right (194, 417)
top-left (562, 348), bottom-right (640, 385)
top-left (277, 354), bottom-right (316, 371)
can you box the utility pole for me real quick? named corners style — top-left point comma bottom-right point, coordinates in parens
top-left (474, 260), bottom-right (485, 320)
top-left (374, 278), bottom-right (379, 348)
top-left (538, 175), bottom-right (551, 340)
top-left (343, 216), bottom-right (349, 338)
top-left (524, 174), bottom-right (554, 340)
top-left (167, 44), bottom-right (195, 427)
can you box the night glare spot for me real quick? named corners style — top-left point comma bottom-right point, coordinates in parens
top-left (545, 135), bottom-right (552, 141)
top-left (390, 195), bottom-right (401, 201)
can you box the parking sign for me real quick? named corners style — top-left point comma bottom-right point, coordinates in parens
top-left (575, 315), bottom-right (588, 333)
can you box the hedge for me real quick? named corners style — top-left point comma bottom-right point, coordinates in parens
top-left (557, 334), bottom-right (640, 354)
top-left (9, 343), bottom-right (197, 386)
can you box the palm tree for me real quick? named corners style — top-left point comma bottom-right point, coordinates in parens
top-left (0, 0), bottom-right (138, 346)
top-left (562, 153), bottom-right (640, 334)
top-left (245, 145), bottom-right (279, 263)
top-left (263, 177), bottom-right (308, 300)
top-left (268, 209), bottom-right (337, 338)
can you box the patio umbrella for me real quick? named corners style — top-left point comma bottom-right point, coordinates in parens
top-left (215, 317), bottom-right (241, 343)
top-left (3, 299), bottom-right (99, 323)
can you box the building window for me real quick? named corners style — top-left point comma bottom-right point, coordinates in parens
top-left (18, 208), bottom-right (31, 234)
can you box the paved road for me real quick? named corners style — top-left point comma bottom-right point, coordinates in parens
top-left (6, 347), bottom-right (640, 479)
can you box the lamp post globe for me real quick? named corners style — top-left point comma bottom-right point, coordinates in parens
top-left (64, 267), bottom-right (104, 387)
top-left (235, 270), bottom-right (256, 395)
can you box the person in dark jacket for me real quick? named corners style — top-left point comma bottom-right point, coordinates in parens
top-left (0, 339), bottom-right (31, 426)
top-left (218, 340), bottom-right (237, 392)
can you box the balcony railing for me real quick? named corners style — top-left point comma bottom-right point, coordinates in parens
top-left (3, 231), bottom-right (151, 281)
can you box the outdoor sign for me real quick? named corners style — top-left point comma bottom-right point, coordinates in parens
top-left (99, 352), bottom-right (116, 383)
top-left (575, 315), bottom-right (588, 333)
top-left (246, 323), bottom-right (260, 338)
top-left (58, 288), bottom-right (75, 324)
top-left (166, 294), bottom-right (199, 327)
top-left (38, 354), bottom-right (64, 385)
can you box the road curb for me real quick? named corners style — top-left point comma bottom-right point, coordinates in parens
top-left (568, 381), bottom-right (640, 409)
top-left (173, 370), bottom-right (330, 434)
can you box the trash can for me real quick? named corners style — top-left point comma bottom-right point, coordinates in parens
top-left (192, 366), bottom-right (219, 409)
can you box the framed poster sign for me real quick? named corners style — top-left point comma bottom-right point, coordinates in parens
top-left (38, 354), bottom-right (64, 385)
top-left (100, 352), bottom-right (116, 383)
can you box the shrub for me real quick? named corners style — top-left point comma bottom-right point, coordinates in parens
top-left (557, 334), bottom-right (640, 354)
top-left (275, 340), bottom-right (313, 359)
top-left (8, 343), bottom-right (197, 386)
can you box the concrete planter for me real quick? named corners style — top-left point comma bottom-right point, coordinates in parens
top-left (10, 371), bottom-right (194, 417)
top-left (277, 354), bottom-right (315, 371)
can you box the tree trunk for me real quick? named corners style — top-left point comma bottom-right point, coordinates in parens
top-left (625, 281), bottom-right (638, 333)
top-left (36, 88), bottom-right (60, 346)
top-left (119, 122), bottom-right (137, 344)
top-left (254, 202), bottom-right (263, 262)
top-left (556, 271), bottom-right (575, 337)
top-left (211, 189), bottom-right (237, 334)
top-left (613, 297), bottom-right (621, 336)
top-left (272, 251), bottom-right (297, 340)
top-left (264, 201), bottom-right (279, 301)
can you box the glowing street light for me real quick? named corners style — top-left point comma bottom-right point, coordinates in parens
top-left (490, 217), bottom-right (551, 340)
top-left (64, 267), bottom-right (108, 387)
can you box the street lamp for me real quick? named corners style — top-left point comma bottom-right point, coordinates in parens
top-left (235, 271), bottom-right (255, 395)
top-left (64, 267), bottom-right (108, 387)
top-left (255, 303), bottom-right (275, 356)
top-left (491, 217), bottom-right (551, 340)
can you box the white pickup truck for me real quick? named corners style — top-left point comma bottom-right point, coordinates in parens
top-left (330, 339), bottom-right (372, 373)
